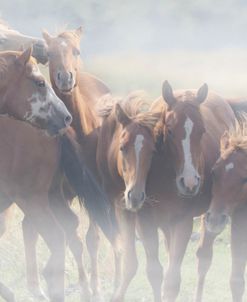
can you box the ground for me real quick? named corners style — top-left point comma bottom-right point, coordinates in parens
top-left (0, 201), bottom-right (245, 302)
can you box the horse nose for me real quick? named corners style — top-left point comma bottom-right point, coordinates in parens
top-left (178, 175), bottom-right (200, 195)
top-left (127, 189), bottom-right (145, 210)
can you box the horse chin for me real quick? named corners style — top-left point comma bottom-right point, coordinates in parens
top-left (177, 190), bottom-right (199, 199)
top-left (57, 82), bottom-right (77, 95)
top-left (125, 200), bottom-right (144, 212)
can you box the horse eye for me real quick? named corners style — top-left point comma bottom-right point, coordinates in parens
top-left (36, 80), bottom-right (45, 88)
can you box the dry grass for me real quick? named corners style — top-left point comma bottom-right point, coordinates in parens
top-left (0, 203), bottom-right (245, 302)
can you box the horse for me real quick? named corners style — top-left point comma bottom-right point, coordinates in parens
top-left (0, 47), bottom-right (71, 301)
top-left (0, 47), bottom-right (71, 134)
top-left (13, 26), bottom-right (114, 301)
top-left (0, 48), bottom-right (114, 302)
top-left (98, 81), bottom-right (236, 302)
top-left (0, 19), bottom-right (48, 64)
top-left (195, 118), bottom-right (247, 302)
top-left (96, 92), bottom-right (162, 301)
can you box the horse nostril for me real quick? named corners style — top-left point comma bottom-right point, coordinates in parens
top-left (69, 72), bottom-right (73, 81)
top-left (179, 177), bottom-right (185, 188)
top-left (141, 192), bottom-right (145, 201)
top-left (128, 190), bottom-right (131, 200)
top-left (64, 114), bottom-right (72, 126)
top-left (57, 72), bottom-right (61, 81)
top-left (205, 211), bottom-right (210, 223)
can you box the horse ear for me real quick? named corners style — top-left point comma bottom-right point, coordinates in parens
top-left (16, 46), bottom-right (32, 66)
top-left (196, 83), bottom-right (208, 104)
top-left (75, 26), bottom-right (83, 38)
top-left (162, 80), bottom-right (176, 109)
top-left (220, 131), bottom-right (230, 151)
top-left (42, 30), bottom-right (53, 45)
top-left (115, 103), bottom-right (131, 127)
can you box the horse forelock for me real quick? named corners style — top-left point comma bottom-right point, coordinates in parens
top-left (97, 91), bottom-right (160, 132)
top-left (57, 31), bottom-right (80, 48)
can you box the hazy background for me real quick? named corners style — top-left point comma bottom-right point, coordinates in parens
top-left (1, 0), bottom-right (247, 97)
top-left (0, 2), bottom-right (247, 301)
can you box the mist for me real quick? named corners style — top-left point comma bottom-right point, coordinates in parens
top-left (1, 0), bottom-right (247, 95)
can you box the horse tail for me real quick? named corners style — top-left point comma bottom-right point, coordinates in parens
top-left (60, 130), bottom-right (117, 242)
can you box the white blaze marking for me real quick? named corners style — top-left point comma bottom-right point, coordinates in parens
top-left (181, 117), bottom-right (197, 178)
top-left (31, 66), bottom-right (43, 77)
top-left (134, 134), bottom-right (144, 176)
top-left (225, 162), bottom-right (234, 171)
top-left (61, 41), bottom-right (67, 48)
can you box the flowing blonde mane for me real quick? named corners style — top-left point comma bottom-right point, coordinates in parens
top-left (97, 91), bottom-right (161, 131)
top-left (227, 114), bottom-right (247, 152)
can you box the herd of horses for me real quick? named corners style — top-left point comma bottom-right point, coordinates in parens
top-left (0, 19), bottom-right (247, 302)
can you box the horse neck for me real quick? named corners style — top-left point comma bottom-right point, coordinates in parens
top-left (56, 84), bottom-right (99, 141)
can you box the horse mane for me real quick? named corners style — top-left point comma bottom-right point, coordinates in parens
top-left (97, 91), bottom-right (161, 131)
top-left (227, 114), bottom-right (247, 153)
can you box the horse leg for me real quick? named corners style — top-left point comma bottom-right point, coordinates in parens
top-left (86, 219), bottom-right (103, 301)
top-left (0, 195), bottom-right (16, 301)
top-left (111, 210), bottom-right (137, 302)
top-left (163, 217), bottom-right (193, 302)
top-left (22, 215), bottom-right (48, 300)
top-left (194, 215), bottom-right (218, 302)
top-left (230, 207), bottom-right (247, 302)
top-left (0, 282), bottom-right (16, 302)
top-left (49, 190), bottom-right (91, 301)
top-left (24, 198), bottom-right (65, 302)
top-left (137, 212), bottom-right (163, 302)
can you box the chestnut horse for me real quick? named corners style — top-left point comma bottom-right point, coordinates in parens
top-left (195, 119), bottom-right (247, 302)
top-left (96, 93), bottom-right (161, 301)
top-left (98, 81), bottom-right (236, 302)
top-left (0, 48), bottom-right (71, 134)
top-left (12, 27), bottom-right (114, 301)
top-left (0, 19), bottom-right (48, 64)
top-left (0, 47), bottom-right (71, 301)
